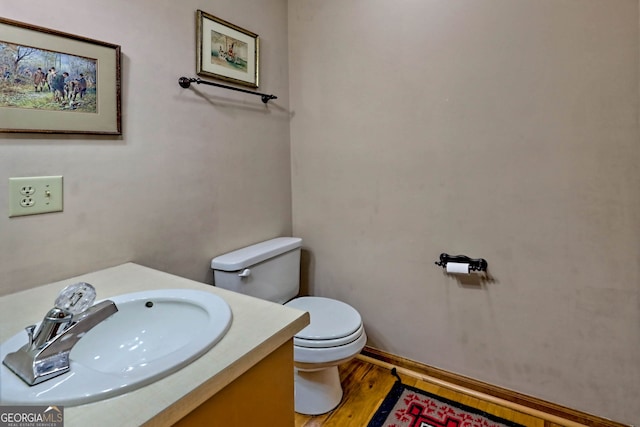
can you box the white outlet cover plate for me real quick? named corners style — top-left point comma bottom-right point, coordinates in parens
top-left (9, 176), bottom-right (63, 217)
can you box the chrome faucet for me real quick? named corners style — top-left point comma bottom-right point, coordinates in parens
top-left (3, 282), bottom-right (118, 386)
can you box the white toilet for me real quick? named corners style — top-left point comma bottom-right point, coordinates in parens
top-left (211, 237), bottom-right (367, 415)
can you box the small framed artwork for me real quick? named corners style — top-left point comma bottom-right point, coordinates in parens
top-left (0, 17), bottom-right (121, 135)
top-left (196, 10), bottom-right (259, 88)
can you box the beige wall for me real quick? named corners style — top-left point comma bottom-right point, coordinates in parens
top-left (289, 0), bottom-right (640, 424)
top-left (0, 0), bottom-right (292, 295)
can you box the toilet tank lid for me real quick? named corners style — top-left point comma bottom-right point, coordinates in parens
top-left (211, 237), bottom-right (302, 271)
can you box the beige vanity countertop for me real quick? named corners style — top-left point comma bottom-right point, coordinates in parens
top-left (0, 263), bottom-right (310, 427)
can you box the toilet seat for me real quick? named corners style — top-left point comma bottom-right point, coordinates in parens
top-left (293, 324), bottom-right (364, 348)
top-left (285, 296), bottom-right (362, 344)
top-left (293, 327), bottom-right (367, 365)
top-left (285, 296), bottom-right (367, 366)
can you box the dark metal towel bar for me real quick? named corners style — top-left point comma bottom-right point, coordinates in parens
top-left (178, 77), bottom-right (277, 104)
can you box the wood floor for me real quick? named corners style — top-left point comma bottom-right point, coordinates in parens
top-left (295, 356), bottom-right (578, 427)
top-left (295, 356), bottom-right (543, 427)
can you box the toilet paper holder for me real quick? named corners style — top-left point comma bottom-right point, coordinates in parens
top-left (435, 253), bottom-right (488, 272)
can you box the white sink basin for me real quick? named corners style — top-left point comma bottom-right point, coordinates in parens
top-left (0, 289), bottom-right (232, 406)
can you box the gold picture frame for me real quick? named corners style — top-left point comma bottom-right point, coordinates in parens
top-left (0, 17), bottom-right (121, 135)
top-left (196, 10), bottom-right (259, 88)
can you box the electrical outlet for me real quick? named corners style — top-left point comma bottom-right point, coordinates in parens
top-left (20, 186), bottom-right (35, 196)
top-left (20, 197), bottom-right (35, 207)
top-left (9, 176), bottom-right (63, 217)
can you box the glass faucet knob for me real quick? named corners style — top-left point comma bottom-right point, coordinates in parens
top-left (54, 282), bottom-right (97, 314)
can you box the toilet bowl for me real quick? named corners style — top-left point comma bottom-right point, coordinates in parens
top-left (285, 297), bottom-right (367, 414)
top-left (211, 237), bottom-right (367, 415)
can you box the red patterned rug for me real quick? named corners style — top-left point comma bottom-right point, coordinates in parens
top-left (367, 369), bottom-right (525, 427)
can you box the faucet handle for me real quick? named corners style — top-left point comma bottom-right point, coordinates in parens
top-left (54, 282), bottom-right (97, 314)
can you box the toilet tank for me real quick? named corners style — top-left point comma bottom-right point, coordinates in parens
top-left (211, 237), bottom-right (302, 304)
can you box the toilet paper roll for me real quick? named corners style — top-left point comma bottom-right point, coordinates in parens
top-left (446, 262), bottom-right (470, 274)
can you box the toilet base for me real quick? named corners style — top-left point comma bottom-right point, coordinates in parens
top-left (294, 366), bottom-right (343, 415)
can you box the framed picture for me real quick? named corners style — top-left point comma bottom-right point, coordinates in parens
top-left (0, 17), bottom-right (121, 135)
top-left (196, 10), bottom-right (259, 88)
